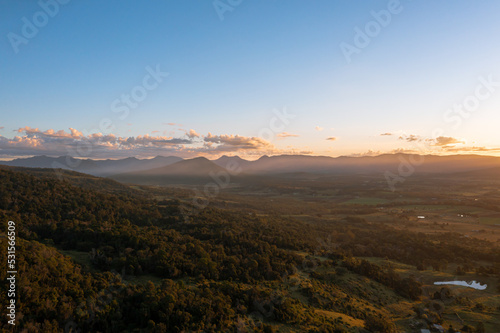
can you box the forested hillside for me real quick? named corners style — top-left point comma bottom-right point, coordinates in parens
top-left (0, 167), bottom-right (498, 332)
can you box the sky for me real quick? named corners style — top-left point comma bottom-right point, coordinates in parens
top-left (1, 0), bottom-right (500, 160)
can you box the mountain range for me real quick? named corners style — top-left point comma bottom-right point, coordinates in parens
top-left (1, 154), bottom-right (500, 184)
top-left (0, 155), bottom-right (182, 176)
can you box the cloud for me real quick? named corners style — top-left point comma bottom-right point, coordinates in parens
top-left (390, 148), bottom-right (420, 154)
top-left (276, 132), bottom-right (299, 138)
top-left (117, 135), bottom-right (191, 146)
top-left (432, 136), bottom-right (465, 146)
top-left (440, 146), bottom-right (500, 153)
top-left (315, 126), bottom-right (324, 132)
top-left (186, 129), bottom-right (200, 138)
top-left (0, 127), bottom-right (286, 159)
top-left (349, 148), bottom-right (424, 157)
top-left (398, 134), bottom-right (421, 142)
top-left (0, 127), bottom-right (4, 130)
top-left (15, 126), bottom-right (83, 138)
top-left (380, 132), bottom-right (393, 136)
top-left (348, 150), bottom-right (382, 157)
top-left (326, 137), bottom-right (337, 141)
top-left (0, 127), bottom-right (196, 159)
top-left (204, 133), bottom-right (273, 151)
top-left (151, 130), bottom-right (160, 134)
top-left (163, 122), bottom-right (183, 127)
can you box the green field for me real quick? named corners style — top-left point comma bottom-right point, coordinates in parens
top-left (344, 197), bottom-right (390, 205)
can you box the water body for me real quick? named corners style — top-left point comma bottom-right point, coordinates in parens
top-left (434, 280), bottom-right (487, 290)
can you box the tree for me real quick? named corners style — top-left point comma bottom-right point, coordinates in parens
top-left (364, 314), bottom-right (395, 333)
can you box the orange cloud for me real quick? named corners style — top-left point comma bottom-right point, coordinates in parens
top-left (432, 136), bottom-right (465, 146)
top-left (204, 133), bottom-right (273, 151)
top-left (440, 146), bottom-right (500, 152)
top-left (277, 132), bottom-right (299, 138)
top-left (0, 127), bottom-right (286, 159)
top-left (186, 129), bottom-right (200, 138)
top-left (15, 127), bottom-right (83, 138)
top-left (398, 134), bottom-right (421, 142)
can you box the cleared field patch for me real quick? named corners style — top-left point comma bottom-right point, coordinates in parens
top-left (479, 216), bottom-right (500, 225)
top-left (315, 309), bottom-right (365, 327)
top-left (59, 249), bottom-right (93, 269)
top-left (358, 257), bottom-right (500, 330)
top-left (344, 197), bottom-right (390, 205)
top-left (396, 204), bottom-right (497, 216)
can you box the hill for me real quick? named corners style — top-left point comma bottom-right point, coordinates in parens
top-left (109, 157), bottom-right (228, 185)
top-left (2, 154), bottom-right (500, 185)
top-left (243, 154), bottom-right (500, 175)
top-left (0, 155), bottom-right (183, 176)
top-left (0, 164), bottom-right (143, 196)
top-left (1, 166), bottom-right (498, 332)
top-left (213, 155), bottom-right (252, 170)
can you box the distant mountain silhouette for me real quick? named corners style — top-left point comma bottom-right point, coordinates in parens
top-left (241, 154), bottom-right (500, 175)
top-left (2, 154), bottom-right (500, 184)
top-left (109, 157), bottom-right (228, 185)
top-left (213, 155), bottom-right (252, 171)
top-left (0, 155), bottom-right (183, 176)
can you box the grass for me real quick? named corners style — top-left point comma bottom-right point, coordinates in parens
top-left (479, 217), bottom-right (500, 225)
top-left (315, 309), bottom-right (365, 327)
top-left (344, 197), bottom-right (390, 205)
top-left (59, 249), bottom-right (93, 268)
top-left (358, 256), bottom-right (500, 329)
top-left (397, 204), bottom-right (496, 216)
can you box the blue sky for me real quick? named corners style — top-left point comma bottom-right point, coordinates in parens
top-left (1, 0), bottom-right (500, 159)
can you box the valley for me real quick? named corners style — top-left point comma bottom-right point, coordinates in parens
top-left (0, 156), bottom-right (498, 332)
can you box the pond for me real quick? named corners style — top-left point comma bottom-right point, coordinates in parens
top-left (434, 280), bottom-right (487, 290)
